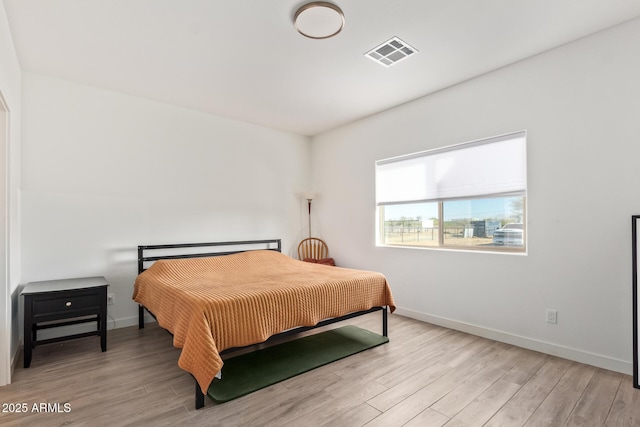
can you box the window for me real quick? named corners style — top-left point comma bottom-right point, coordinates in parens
top-left (375, 131), bottom-right (526, 252)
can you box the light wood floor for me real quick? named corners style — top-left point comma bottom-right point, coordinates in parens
top-left (1, 313), bottom-right (639, 426)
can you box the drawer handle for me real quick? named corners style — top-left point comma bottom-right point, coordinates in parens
top-left (65, 301), bottom-right (72, 307)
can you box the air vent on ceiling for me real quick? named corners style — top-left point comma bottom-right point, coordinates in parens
top-left (365, 36), bottom-right (417, 67)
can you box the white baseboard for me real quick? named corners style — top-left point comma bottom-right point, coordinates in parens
top-left (395, 307), bottom-right (632, 376)
top-left (102, 307), bottom-right (634, 375)
top-left (113, 314), bottom-right (156, 329)
top-left (10, 341), bottom-right (21, 380)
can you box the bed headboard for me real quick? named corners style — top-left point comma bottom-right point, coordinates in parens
top-left (137, 239), bottom-right (282, 274)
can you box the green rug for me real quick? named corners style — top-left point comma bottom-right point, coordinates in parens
top-left (208, 325), bottom-right (389, 403)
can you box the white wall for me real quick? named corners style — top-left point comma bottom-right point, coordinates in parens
top-left (21, 72), bottom-right (311, 330)
top-left (311, 18), bottom-right (640, 374)
top-left (0, 0), bottom-right (22, 383)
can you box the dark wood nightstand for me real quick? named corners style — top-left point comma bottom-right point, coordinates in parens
top-left (21, 276), bottom-right (108, 368)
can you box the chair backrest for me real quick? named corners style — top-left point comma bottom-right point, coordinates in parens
top-left (298, 238), bottom-right (329, 260)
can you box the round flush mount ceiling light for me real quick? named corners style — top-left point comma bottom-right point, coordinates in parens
top-left (294, 2), bottom-right (344, 39)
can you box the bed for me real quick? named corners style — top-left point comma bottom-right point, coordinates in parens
top-left (133, 239), bottom-right (395, 409)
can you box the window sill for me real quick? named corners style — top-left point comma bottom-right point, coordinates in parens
top-left (376, 243), bottom-right (527, 255)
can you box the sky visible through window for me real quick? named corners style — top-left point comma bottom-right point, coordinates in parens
top-left (384, 196), bottom-right (521, 222)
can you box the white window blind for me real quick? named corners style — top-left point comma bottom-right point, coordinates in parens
top-left (376, 131), bottom-right (526, 205)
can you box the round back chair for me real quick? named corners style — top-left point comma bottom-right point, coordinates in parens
top-left (297, 237), bottom-right (329, 260)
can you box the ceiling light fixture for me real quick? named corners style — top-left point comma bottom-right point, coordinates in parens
top-left (294, 2), bottom-right (344, 39)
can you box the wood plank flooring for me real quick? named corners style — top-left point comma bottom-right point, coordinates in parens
top-left (0, 313), bottom-right (638, 426)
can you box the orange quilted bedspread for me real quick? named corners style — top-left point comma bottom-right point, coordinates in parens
top-left (132, 250), bottom-right (395, 393)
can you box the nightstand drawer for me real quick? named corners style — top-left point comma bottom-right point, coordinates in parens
top-left (32, 293), bottom-right (101, 316)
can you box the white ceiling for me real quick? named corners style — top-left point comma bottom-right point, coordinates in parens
top-left (4, 0), bottom-right (640, 136)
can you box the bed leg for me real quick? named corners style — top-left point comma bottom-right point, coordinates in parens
top-left (138, 305), bottom-right (145, 329)
top-left (195, 382), bottom-right (205, 409)
top-left (382, 306), bottom-right (388, 337)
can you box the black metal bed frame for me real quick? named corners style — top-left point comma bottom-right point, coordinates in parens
top-left (136, 238), bottom-right (389, 409)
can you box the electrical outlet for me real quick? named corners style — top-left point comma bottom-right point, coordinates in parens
top-left (546, 309), bottom-right (557, 324)
top-left (107, 293), bottom-right (115, 305)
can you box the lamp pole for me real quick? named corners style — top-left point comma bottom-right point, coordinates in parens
top-left (307, 197), bottom-right (312, 237)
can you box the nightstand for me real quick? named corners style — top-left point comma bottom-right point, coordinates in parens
top-left (22, 276), bottom-right (108, 368)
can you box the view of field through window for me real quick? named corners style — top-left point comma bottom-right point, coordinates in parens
top-left (380, 196), bottom-right (525, 248)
